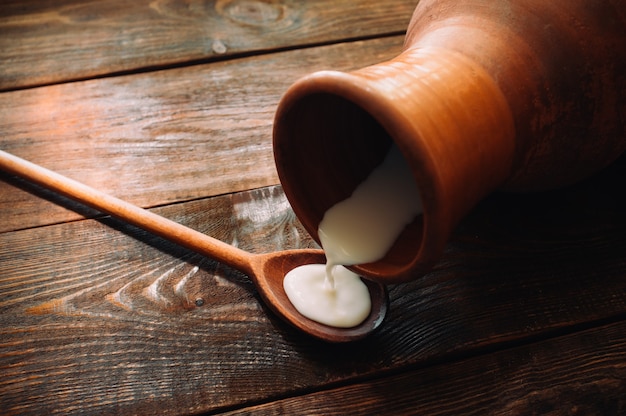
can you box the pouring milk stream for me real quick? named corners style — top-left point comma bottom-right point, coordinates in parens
top-left (284, 145), bottom-right (423, 327)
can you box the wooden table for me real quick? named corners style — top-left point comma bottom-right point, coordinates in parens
top-left (2, 1), bottom-right (626, 414)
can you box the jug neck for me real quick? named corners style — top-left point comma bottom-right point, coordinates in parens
top-left (274, 47), bottom-right (515, 282)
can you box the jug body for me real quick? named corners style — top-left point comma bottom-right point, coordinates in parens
top-left (405, 0), bottom-right (626, 190)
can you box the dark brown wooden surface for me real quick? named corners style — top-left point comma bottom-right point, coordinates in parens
top-left (2, 1), bottom-right (626, 415)
top-left (0, 34), bottom-right (404, 233)
top-left (0, 0), bottom-right (415, 91)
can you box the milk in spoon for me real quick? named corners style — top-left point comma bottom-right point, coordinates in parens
top-left (284, 145), bottom-right (422, 327)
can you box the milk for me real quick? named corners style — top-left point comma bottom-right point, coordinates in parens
top-left (284, 145), bottom-right (422, 328)
top-left (283, 264), bottom-right (372, 328)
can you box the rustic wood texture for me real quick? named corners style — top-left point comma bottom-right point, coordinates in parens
top-left (222, 320), bottom-right (626, 415)
top-left (2, 162), bottom-right (626, 414)
top-left (2, 0), bottom-right (626, 414)
top-left (0, 0), bottom-right (415, 90)
top-left (0, 35), bottom-right (404, 233)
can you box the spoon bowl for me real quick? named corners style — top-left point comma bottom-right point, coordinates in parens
top-left (251, 249), bottom-right (388, 342)
top-left (0, 150), bottom-right (388, 342)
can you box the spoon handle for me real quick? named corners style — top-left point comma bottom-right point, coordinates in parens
top-left (0, 150), bottom-right (255, 275)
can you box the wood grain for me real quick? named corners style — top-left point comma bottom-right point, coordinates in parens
top-left (222, 320), bottom-right (626, 415)
top-left (0, 0), bottom-right (416, 90)
top-left (0, 186), bottom-right (314, 415)
top-left (0, 35), bottom-right (404, 233)
top-left (2, 159), bottom-right (626, 414)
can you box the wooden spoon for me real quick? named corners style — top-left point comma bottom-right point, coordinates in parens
top-left (0, 150), bottom-right (388, 342)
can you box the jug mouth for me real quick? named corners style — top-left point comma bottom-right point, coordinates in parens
top-left (272, 71), bottom-right (434, 283)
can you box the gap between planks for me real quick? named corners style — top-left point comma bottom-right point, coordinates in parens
top-left (210, 313), bottom-right (626, 415)
top-left (0, 31), bottom-right (407, 94)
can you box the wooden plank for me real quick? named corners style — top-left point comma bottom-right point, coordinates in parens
top-left (221, 320), bottom-right (626, 415)
top-left (0, 35), bottom-right (405, 233)
top-left (0, 0), bottom-right (417, 90)
top-left (0, 185), bottom-right (315, 415)
top-left (2, 158), bottom-right (626, 414)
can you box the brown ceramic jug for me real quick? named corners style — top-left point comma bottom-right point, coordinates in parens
top-left (273, 0), bottom-right (626, 283)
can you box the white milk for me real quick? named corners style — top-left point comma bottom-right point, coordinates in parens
top-left (284, 145), bottom-right (423, 328)
top-left (283, 264), bottom-right (371, 328)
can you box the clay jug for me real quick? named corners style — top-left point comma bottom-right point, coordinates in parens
top-left (272, 0), bottom-right (626, 283)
